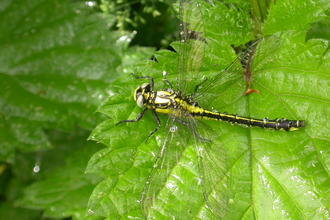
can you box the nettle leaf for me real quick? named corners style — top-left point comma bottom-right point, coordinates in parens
top-left (14, 129), bottom-right (104, 220)
top-left (201, 0), bottom-right (254, 46)
top-left (264, 0), bottom-right (330, 34)
top-left (0, 0), bottom-right (153, 162)
top-left (0, 0), bottom-right (154, 219)
top-left (88, 0), bottom-right (330, 219)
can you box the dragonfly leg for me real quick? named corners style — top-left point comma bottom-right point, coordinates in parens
top-left (175, 118), bottom-right (211, 142)
top-left (162, 77), bottom-right (173, 89)
top-left (192, 78), bottom-right (209, 95)
top-left (146, 109), bottom-right (161, 141)
top-left (115, 107), bottom-right (148, 125)
top-left (131, 73), bottom-right (155, 90)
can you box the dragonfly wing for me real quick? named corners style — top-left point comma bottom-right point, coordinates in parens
top-left (193, 120), bottom-right (229, 219)
top-left (194, 35), bottom-right (281, 110)
top-left (140, 113), bottom-right (191, 218)
top-left (192, 42), bottom-right (259, 109)
top-left (250, 35), bottom-right (281, 75)
top-left (177, 0), bottom-right (206, 94)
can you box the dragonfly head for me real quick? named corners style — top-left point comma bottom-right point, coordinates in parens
top-left (134, 83), bottom-right (151, 108)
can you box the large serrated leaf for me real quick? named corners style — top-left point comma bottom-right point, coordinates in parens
top-left (264, 0), bottom-right (330, 34)
top-left (87, 0), bottom-right (330, 219)
top-left (0, 0), bottom-right (154, 219)
top-left (0, 0), bottom-right (153, 162)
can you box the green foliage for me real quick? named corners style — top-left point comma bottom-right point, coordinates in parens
top-left (0, 0), bottom-right (154, 219)
top-left (88, 0), bottom-right (330, 219)
top-left (100, 0), bottom-right (179, 48)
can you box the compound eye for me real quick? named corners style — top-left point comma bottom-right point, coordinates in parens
top-left (136, 94), bottom-right (145, 108)
top-left (141, 83), bottom-right (150, 91)
top-left (133, 86), bottom-right (143, 101)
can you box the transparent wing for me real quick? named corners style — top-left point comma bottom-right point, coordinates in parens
top-left (177, 0), bottom-right (281, 110)
top-left (140, 110), bottom-right (229, 219)
top-left (193, 120), bottom-right (229, 219)
top-left (177, 0), bottom-right (206, 94)
top-left (193, 35), bottom-right (281, 110)
top-left (251, 35), bottom-right (281, 75)
top-left (140, 112), bottom-right (190, 219)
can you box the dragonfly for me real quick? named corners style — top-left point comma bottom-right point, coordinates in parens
top-left (116, 0), bottom-right (305, 218)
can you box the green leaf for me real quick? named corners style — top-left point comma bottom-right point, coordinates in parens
top-left (0, 0), bottom-right (153, 162)
top-left (88, 0), bottom-right (330, 219)
top-left (14, 129), bottom-right (104, 220)
top-left (0, 201), bottom-right (41, 220)
top-left (0, 0), bottom-right (154, 219)
top-left (202, 1), bottom-right (255, 46)
top-left (264, 0), bottom-right (330, 34)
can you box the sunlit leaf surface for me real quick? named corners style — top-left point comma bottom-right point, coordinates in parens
top-left (88, 0), bottom-right (330, 219)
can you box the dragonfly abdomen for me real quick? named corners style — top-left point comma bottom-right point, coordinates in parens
top-left (192, 109), bottom-right (305, 131)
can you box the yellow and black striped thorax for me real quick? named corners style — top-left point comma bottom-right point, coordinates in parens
top-left (134, 83), bottom-right (304, 131)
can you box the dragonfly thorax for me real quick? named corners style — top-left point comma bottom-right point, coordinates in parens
top-left (133, 82), bottom-right (193, 116)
